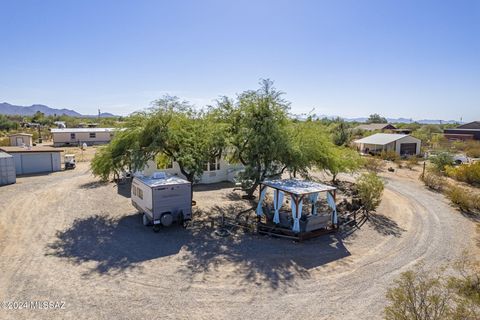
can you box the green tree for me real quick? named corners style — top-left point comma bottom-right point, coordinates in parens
top-left (331, 119), bottom-right (351, 146)
top-left (91, 115), bottom-right (149, 181)
top-left (91, 96), bottom-right (227, 184)
top-left (367, 113), bottom-right (387, 123)
top-left (385, 255), bottom-right (480, 320)
top-left (0, 115), bottom-right (18, 131)
top-left (326, 147), bottom-right (362, 183)
top-left (356, 172), bottom-right (384, 214)
top-left (431, 152), bottom-right (454, 173)
top-left (219, 79), bottom-right (293, 197)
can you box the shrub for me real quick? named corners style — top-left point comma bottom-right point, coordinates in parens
top-left (356, 172), bottom-right (385, 212)
top-left (385, 257), bottom-right (480, 320)
top-left (364, 157), bottom-right (385, 173)
top-left (445, 185), bottom-right (479, 213)
top-left (445, 162), bottom-right (480, 186)
top-left (465, 141), bottom-right (480, 158)
top-left (379, 150), bottom-right (400, 162)
top-left (421, 171), bottom-right (446, 191)
top-left (430, 152), bottom-right (454, 172)
top-left (405, 156), bottom-right (419, 170)
top-left (0, 137), bottom-right (9, 146)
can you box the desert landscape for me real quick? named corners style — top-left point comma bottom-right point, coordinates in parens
top-left (0, 159), bottom-right (477, 320)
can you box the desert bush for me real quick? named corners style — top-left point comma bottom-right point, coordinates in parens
top-left (466, 144), bottom-right (480, 158)
top-left (0, 137), bottom-right (9, 146)
top-left (379, 150), bottom-right (400, 162)
top-left (363, 157), bottom-right (385, 173)
top-left (445, 185), bottom-right (479, 213)
top-left (430, 152), bottom-right (454, 172)
top-left (421, 171), bottom-right (446, 191)
top-left (445, 162), bottom-right (480, 186)
top-left (356, 172), bottom-right (384, 213)
top-left (385, 256), bottom-right (480, 320)
top-left (405, 156), bottom-right (419, 170)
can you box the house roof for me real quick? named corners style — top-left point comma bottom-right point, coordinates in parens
top-left (8, 133), bottom-right (33, 137)
top-left (353, 123), bottom-right (396, 131)
top-left (457, 121), bottom-right (480, 130)
top-left (50, 128), bottom-right (117, 133)
top-left (0, 146), bottom-right (63, 153)
top-left (354, 133), bottom-right (413, 145)
top-left (262, 179), bottom-right (336, 195)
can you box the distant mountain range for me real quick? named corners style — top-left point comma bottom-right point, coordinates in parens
top-left (0, 102), bottom-right (116, 118)
top-left (294, 114), bottom-right (461, 124)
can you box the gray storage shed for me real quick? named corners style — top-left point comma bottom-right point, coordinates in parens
top-left (0, 146), bottom-right (63, 175)
top-left (0, 152), bottom-right (16, 186)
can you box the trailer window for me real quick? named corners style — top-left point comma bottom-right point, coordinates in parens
top-left (138, 188), bottom-right (143, 199)
top-left (70, 133), bottom-right (76, 140)
top-left (89, 132), bottom-right (96, 138)
top-left (132, 186), bottom-right (137, 196)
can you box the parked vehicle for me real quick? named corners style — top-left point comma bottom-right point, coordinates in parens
top-left (453, 154), bottom-right (469, 165)
top-left (131, 172), bottom-right (192, 232)
top-left (64, 154), bottom-right (76, 170)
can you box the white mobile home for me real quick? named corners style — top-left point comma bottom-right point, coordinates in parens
top-left (354, 133), bottom-right (421, 156)
top-left (143, 157), bottom-right (243, 184)
top-left (131, 173), bottom-right (192, 231)
top-left (51, 128), bottom-right (117, 146)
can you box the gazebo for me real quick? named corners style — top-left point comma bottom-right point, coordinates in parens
top-left (256, 179), bottom-right (338, 239)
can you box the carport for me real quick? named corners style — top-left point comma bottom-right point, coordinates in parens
top-left (0, 146), bottom-right (63, 175)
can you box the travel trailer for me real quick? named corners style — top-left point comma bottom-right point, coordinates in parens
top-left (131, 172), bottom-right (192, 232)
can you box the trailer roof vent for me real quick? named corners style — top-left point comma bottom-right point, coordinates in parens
top-left (152, 171), bottom-right (167, 179)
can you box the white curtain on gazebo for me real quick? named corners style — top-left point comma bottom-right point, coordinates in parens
top-left (273, 190), bottom-right (284, 224)
top-left (308, 192), bottom-right (319, 216)
top-left (327, 191), bottom-right (337, 224)
top-left (256, 187), bottom-right (267, 216)
top-left (291, 195), bottom-right (303, 233)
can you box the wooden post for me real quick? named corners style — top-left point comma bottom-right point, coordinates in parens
top-left (422, 161), bottom-right (426, 179)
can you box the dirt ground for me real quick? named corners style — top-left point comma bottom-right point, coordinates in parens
top-left (0, 162), bottom-right (478, 320)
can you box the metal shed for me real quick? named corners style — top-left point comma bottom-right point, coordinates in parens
top-left (0, 152), bottom-right (16, 186)
top-left (0, 146), bottom-right (63, 175)
top-left (354, 133), bottom-right (421, 156)
top-left (9, 133), bottom-right (33, 147)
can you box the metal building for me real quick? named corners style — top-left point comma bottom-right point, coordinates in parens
top-left (0, 152), bottom-right (16, 185)
top-left (0, 146), bottom-right (62, 175)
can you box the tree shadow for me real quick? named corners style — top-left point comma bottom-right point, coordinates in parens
top-left (193, 182), bottom-right (235, 192)
top-left (47, 209), bottom-right (350, 289)
top-left (46, 213), bottom-right (188, 275)
top-left (180, 230), bottom-right (349, 290)
top-left (368, 213), bottom-right (406, 237)
top-left (79, 181), bottom-right (109, 189)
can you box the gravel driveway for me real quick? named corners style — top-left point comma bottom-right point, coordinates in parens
top-left (0, 164), bottom-right (477, 320)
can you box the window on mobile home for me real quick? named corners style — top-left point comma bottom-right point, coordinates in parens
top-left (204, 157), bottom-right (221, 171)
top-left (89, 132), bottom-right (96, 138)
top-left (138, 188), bottom-right (143, 199)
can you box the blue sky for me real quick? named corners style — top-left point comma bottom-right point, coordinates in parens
top-left (0, 0), bottom-right (479, 121)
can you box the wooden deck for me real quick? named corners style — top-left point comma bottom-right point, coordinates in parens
top-left (257, 222), bottom-right (337, 242)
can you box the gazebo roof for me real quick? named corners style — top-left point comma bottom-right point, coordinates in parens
top-left (261, 179), bottom-right (336, 196)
